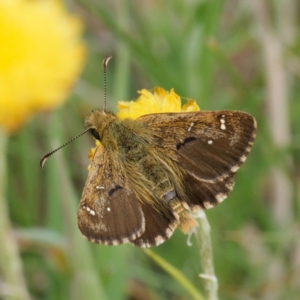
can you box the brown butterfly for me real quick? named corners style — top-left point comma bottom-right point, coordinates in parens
top-left (41, 57), bottom-right (257, 248)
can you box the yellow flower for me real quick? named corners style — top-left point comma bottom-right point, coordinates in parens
top-left (87, 87), bottom-right (200, 167)
top-left (87, 139), bottom-right (101, 170)
top-left (0, 0), bottom-right (86, 133)
top-left (117, 87), bottom-right (200, 119)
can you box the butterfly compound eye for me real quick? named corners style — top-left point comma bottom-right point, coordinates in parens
top-left (90, 128), bottom-right (101, 140)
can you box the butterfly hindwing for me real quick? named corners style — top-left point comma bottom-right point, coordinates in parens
top-left (131, 201), bottom-right (178, 247)
top-left (78, 145), bottom-right (145, 245)
top-left (182, 172), bottom-right (235, 211)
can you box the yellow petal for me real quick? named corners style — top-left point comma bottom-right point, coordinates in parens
top-left (90, 87), bottom-right (200, 166)
top-left (182, 99), bottom-right (200, 112)
top-left (161, 89), bottom-right (182, 112)
top-left (117, 87), bottom-right (200, 120)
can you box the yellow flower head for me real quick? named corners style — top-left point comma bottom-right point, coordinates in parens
top-left (117, 87), bottom-right (199, 119)
top-left (0, 0), bottom-right (86, 133)
top-left (87, 87), bottom-right (199, 167)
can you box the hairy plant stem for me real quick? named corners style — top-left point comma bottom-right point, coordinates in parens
top-left (193, 211), bottom-right (219, 300)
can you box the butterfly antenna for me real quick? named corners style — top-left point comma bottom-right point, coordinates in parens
top-left (102, 56), bottom-right (112, 109)
top-left (40, 128), bottom-right (90, 169)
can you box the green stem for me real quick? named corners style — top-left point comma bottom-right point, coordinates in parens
top-left (193, 211), bottom-right (219, 300)
top-left (0, 130), bottom-right (31, 300)
top-left (144, 249), bottom-right (205, 300)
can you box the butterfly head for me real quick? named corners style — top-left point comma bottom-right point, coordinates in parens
top-left (84, 109), bottom-right (117, 142)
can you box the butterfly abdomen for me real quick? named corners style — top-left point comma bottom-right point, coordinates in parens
top-left (169, 198), bottom-right (198, 233)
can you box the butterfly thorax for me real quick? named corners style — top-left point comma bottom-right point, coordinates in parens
top-left (86, 111), bottom-right (182, 203)
top-left (84, 110), bottom-right (202, 233)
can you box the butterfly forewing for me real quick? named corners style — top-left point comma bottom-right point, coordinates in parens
top-left (78, 145), bottom-right (145, 245)
top-left (138, 111), bottom-right (256, 180)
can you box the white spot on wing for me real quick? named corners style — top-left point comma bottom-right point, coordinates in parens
top-left (240, 155), bottom-right (247, 163)
top-left (208, 140), bottom-right (213, 145)
top-left (231, 165), bottom-right (239, 172)
top-left (215, 193), bottom-right (227, 203)
top-left (96, 186), bottom-right (104, 189)
top-left (84, 206), bottom-right (96, 216)
top-left (154, 235), bottom-right (165, 246)
top-left (107, 207), bottom-right (111, 212)
top-left (203, 201), bottom-right (214, 209)
top-left (220, 115), bottom-right (226, 130)
top-left (187, 122), bottom-right (194, 132)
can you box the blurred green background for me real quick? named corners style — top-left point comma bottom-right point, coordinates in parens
top-left (1, 0), bottom-right (300, 299)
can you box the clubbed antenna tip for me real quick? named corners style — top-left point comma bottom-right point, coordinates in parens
top-left (40, 128), bottom-right (91, 169)
top-left (102, 56), bottom-right (112, 109)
